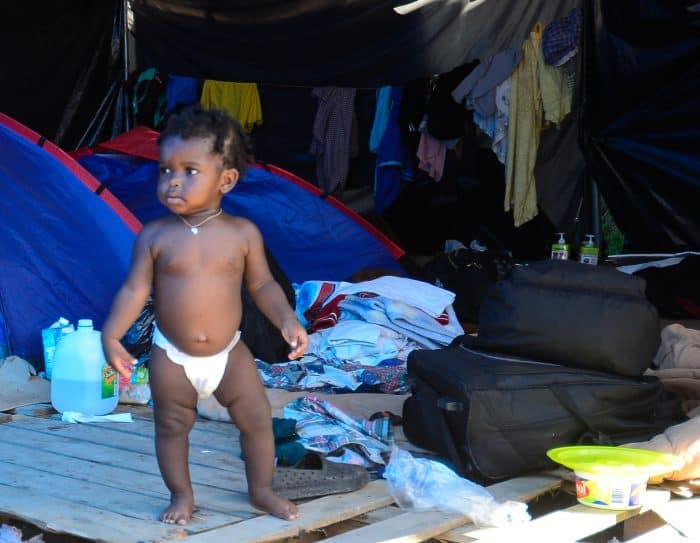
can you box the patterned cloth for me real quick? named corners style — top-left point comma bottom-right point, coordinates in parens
top-left (309, 87), bottom-right (358, 194)
top-left (257, 357), bottom-right (409, 394)
top-left (542, 8), bottom-right (582, 66)
top-left (283, 395), bottom-right (394, 466)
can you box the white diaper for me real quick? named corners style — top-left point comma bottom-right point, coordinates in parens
top-left (153, 324), bottom-right (241, 398)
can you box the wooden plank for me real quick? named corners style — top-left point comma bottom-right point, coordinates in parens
top-left (465, 489), bottom-right (671, 542)
top-left (623, 511), bottom-right (667, 540)
top-left (0, 440), bottom-right (255, 519)
top-left (0, 484), bottom-right (192, 543)
top-left (356, 505), bottom-right (402, 524)
top-left (0, 422), bottom-right (248, 488)
top-left (14, 413), bottom-right (245, 456)
top-left (437, 474), bottom-right (563, 542)
top-left (316, 474), bottom-right (562, 543)
top-left (625, 524), bottom-right (686, 542)
top-left (322, 510), bottom-right (471, 543)
top-left (12, 403), bottom-right (55, 417)
top-left (183, 480), bottom-right (395, 543)
top-left (3, 417), bottom-right (244, 474)
top-left (0, 461), bottom-right (238, 531)
top-left (652, 496), bottom-right (700, 540)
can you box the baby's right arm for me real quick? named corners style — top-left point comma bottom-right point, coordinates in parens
top-left (102, 227), bottom-right (156, 379)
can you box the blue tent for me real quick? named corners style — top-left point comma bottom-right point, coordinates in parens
top-left (0, 113), bottom-right (139, 362)
top-left (75, 127), bottom-right (405, 285)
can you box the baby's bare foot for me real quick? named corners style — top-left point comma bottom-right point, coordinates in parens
top-left (160, 492), bottom-right (194, 525)
top-left (251, 487), bottom-right (299, 520)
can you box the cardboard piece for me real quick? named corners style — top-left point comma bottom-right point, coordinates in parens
top-left (0, 356), bottom-right (51, 411)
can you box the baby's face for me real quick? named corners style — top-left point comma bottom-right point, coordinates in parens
top-left (158, 136), bottom-right (226, 215)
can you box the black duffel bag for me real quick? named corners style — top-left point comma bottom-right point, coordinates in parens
top-left (463, 259), bottom-right (660, 376)
top-left (402, 342), bottom-right (686, 485)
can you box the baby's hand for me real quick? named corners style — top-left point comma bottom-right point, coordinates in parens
top-left (282, 317), bottom-right (309, 360)
top-left (102, 338), bottom-right (137, 380)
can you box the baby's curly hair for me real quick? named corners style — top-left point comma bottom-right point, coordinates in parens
top-left (158, 104), bottom-right (253, 176)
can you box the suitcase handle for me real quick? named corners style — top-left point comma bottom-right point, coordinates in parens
top-left (437, 398), bottom-right (464, 412)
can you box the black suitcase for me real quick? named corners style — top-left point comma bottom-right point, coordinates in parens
top-left (464, 259), bottom-right (660, 376)
top-left (402, 342), bottom-right (686, 484)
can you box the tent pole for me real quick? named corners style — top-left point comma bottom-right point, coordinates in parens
top-left (122, 0), bottom-right (131, 131)
top-left (591, 176), bottom-right (602, 255)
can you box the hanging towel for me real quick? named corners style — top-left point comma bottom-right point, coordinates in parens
top-left (505, 23), bottom-right (544, 227)
top-left (200, 80), bottom-right (263, 133)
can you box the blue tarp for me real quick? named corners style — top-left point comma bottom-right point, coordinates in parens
top-left (0, 116), bottom-right (137, 362)
top-left (77, 152), bottom-right (405, 284)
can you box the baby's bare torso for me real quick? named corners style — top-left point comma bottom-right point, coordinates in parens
top-left (151, 217), bottom-right (246, 356)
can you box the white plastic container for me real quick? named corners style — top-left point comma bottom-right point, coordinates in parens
top-left (50, 319), bottom-right (119, 415)
top-left (574, 470), bottom-right (648, 510)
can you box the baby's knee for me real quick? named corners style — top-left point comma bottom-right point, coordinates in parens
top-left (235, 400), bottom-right (272, 434)
top-left (155, 405), bottom-right (196, 436)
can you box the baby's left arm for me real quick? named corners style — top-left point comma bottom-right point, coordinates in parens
top-left (242, 220), bottom-right (309, 358)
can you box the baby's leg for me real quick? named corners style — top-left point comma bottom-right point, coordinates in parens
top-left (214, 341), bottom-right (299, 520)
top-left (149, 345), bottom-right (199, 525)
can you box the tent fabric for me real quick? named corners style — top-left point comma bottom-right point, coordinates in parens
top-left (0, 114), bottom-right (139, 363)
top-left (76, 128), bottom-right (405, 284)
top-left (133, 0), bottom-right (580, 87)
top-left (0, 1), bottom-right (121, 149)
top-left (582, 0), bottom-right (700, 251)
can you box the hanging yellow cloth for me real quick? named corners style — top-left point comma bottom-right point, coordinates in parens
top-left (505, 23), bottom-right (544, 228)
top-left (539, 47), bottom-right (572, 125)
top-left (200, 81), bottom-right (263, 133)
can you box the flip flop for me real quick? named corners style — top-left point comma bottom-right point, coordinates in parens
top-left (272, 452), bottom-right (370, 500)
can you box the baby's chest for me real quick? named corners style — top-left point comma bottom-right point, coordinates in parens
top-left (156, 248), bottom-right (243, 276)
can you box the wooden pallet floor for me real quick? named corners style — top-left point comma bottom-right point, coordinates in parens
top-left (0, 404), bottom-right (689, 543)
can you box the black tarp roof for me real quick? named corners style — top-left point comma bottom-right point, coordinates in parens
top-left (582, 0), bottom-right (700, 251)
top-left (1, 0), bottom-right (698, 251)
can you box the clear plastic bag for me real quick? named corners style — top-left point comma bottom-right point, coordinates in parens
top-left (383, 446), bottom-right (530, 528)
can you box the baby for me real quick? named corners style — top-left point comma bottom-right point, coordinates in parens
top-left (102, 104), bottom-right (308, 524)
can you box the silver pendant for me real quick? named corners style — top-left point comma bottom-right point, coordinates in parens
top-left (191, 227), bottom-right (199, 235)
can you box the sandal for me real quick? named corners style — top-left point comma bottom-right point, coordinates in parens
top-left (272, 452), bottom-right (370, 500)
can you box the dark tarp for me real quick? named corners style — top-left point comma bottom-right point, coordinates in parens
top-left (132, 0), bottom-right (578, 86)
top-left (582, 0), bottom-right (700, 251)
top-left (0, 1), bottom-right (122, 149)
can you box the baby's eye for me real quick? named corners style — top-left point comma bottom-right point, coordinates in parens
top-left (159, 166), bottom-right (171, 175)
top-left (185, 167), bottom-right (199, 176)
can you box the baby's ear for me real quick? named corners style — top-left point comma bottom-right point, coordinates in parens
top-left (220, 167), bottom-right (239, 194)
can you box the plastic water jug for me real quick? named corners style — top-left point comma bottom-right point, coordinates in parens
top-left (50, 319), bottom-right (119, 415)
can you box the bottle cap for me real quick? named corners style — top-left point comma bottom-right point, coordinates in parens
top-left (557, 232), bottom-right (566, 244)
top-left (77, 319), bottom-right (93, 329)
top-left (584, 234), bottom-right (595, 246)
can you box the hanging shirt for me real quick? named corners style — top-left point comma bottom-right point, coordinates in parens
top-left (539, 46), bottom-right (572, 125)
top-left (166, 75), bottom-right (199, 112)
top-left (374, 86), bottom-right (412, 215)
top-left (505, 23), bottom-right (544, 228)
top-left (369, 86), bottom-right (393, 153)
top-left (542, 8), bottom-right (583, 66)
top-left (309, 87), bottom-right (357, 194)
top-left (451, 47), bottom-right (521, 118)
top-left (200, 80), bottom-right (263, 133)
top-left (416, 131), bottom-right (447, 182)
